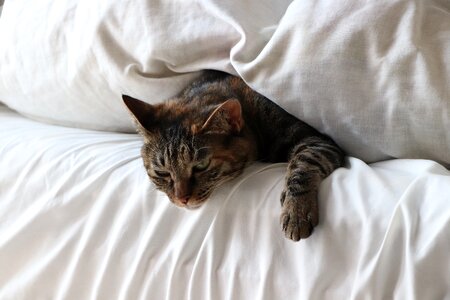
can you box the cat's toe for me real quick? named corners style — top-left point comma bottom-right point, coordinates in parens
top-left (280, 212), bottom-right (313, 241)
top-left (280, 195), bottom-right (318, 241)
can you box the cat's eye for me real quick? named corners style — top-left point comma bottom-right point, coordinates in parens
top-left (154, 169), bottom-right (170, 177)
top-left (193, 158), bottom-right (211, 172)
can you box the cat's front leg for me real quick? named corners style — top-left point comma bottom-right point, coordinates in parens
top-left (280, 136), bottom-right (344, 241)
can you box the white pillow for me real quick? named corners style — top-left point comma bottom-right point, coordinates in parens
top-left (0, 0), bottom-right (227, 131)
top-left (0, 0), bottom-right (449, 165)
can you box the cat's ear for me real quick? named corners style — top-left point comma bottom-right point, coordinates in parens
top-left (197, 99), bottom-right (244, 135)
top-left (122, 95), bottom-right (156, 134)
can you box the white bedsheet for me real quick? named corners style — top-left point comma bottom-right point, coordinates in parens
top-left (1, 0), bottom-right (450, 165)
top-left (0, 104), bottom-right (449, 299)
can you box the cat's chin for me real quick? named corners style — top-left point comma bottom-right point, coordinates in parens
top-left (171, 198), bottom-right (207, 210)
top-left (185, 203), bottom-right (204, 210)
top-left (174, 202), bottom-right (204, 210)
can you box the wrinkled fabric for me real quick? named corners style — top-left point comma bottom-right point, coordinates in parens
top-left (1, 105), bottom-right (449, 299)
top-left (0, 0), bottom-right (449, 164)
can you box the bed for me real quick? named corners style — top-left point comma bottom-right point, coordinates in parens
top-left (1, 0), bottom-right (449, 299)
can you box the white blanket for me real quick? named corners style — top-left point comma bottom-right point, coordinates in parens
top-left (1, 105), bottom-right (449, 299)
top-left (1, 0), bottom-right (449, 165)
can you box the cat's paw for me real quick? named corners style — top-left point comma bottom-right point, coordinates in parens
top-left (280, 192), bottom-right (319, 241)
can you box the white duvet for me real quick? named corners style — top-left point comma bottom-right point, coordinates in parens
top-left (1, 105), bottom-right (449, 299)
top-left (1, 0), bottom-right (450, 165)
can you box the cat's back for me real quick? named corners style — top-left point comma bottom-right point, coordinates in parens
top-left (179, 71), bottom-right (268, 112)
top-left (179, 71), bottom-right (303, 130)
top-left (180, 71), bottom-right (233, 103)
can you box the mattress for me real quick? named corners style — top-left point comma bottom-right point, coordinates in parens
top-left (0, 104), bottom-right (449, 299)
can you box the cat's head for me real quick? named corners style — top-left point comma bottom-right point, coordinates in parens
top-left (123, 95), bottom-right (256, 209)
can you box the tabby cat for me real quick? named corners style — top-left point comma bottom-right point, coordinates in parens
top-left (123, 71), bottom-right (344, 241)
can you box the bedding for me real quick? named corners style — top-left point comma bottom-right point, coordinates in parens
top-left (1, 0), bottom-right (450, 165)
top-left (1, 104), bottom-right (450, 299)
top-left (1, 0), bottom-right (450, 299)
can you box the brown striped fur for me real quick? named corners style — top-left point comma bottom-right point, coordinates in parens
top-left (123, 71), bottom-right (344, 241)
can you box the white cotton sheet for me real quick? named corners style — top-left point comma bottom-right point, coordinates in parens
top-left (0, 105), bottom-right (449, 299)
top-left (1, 0), bottom-right (450, 164)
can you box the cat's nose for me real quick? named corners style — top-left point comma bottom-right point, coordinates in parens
top-left (179, 195), bottom-right (190, 205)
top-left (174, 179), bottom-right (192, 205)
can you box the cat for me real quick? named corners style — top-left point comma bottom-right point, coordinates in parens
top-left (122, 71), bottom-right (345, 241)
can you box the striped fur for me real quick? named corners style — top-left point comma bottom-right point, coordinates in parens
top-left (123, 71), bottom-right (345, 241)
